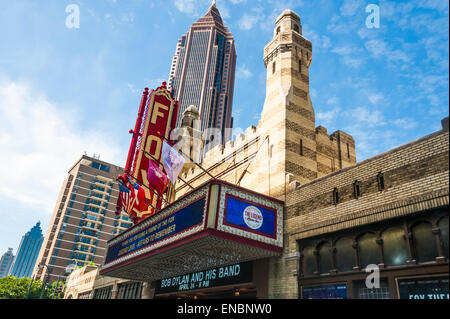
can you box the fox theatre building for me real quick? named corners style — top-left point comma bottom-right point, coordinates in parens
top-left (101, 180), bottom-right (284, 298)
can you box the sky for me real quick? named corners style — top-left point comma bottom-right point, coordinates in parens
top-left (0, 0), bottom-right (448, 257)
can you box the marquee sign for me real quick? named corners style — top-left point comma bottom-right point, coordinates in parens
top-left (101, 180), bottom-right (284, 282)
top-left (105, 197), bottom-right (205, 264)
top-left (121, 82), bottom-right (179, 223)
top-left (155, 262), bottom-right (253, 294)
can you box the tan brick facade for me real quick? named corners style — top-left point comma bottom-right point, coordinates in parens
top-left (281, 129), bottom-right (449, 298)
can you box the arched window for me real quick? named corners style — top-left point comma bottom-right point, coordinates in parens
top-left (411, 222), bottom-right (438, 262)
top-left (301, 246), bottom-right (315, 276)
top-left (382, 227), bottom-right (408, 266)
top-left (272, 61), bottom-right (276, 74)
top-left (358, 233), bottom-right (379, 268)
top-left (299, 60), bottom-right (302, 73)
top-left (299, 139), bottom-right (303, 156)
top-left (317, 242), bottom-right (332, 274)
top-left (276, 26), bottom-right (281, 35)
top-left (335, 237), bottom-right (354, 272)
top-left (293, 24), bottom-right (300, 33)
top-left (438, 217), bottom-right (449, 259)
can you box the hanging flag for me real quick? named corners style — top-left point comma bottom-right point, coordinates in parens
top-left (126, 175), bottom-right (148, 213)
top-left (147, 160), bottom-right (169, 195)
top-left (117, 183), bottom-right (137, 217)
top-left (161, 140), bottom-right (186, 184)
top-left (127, 177), bottom-right (140, 190)
top-left (115, 183), bottom-right (130, 215)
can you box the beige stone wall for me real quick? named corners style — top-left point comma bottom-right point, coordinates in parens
top-left (64, 265), bottom-right (98, 299)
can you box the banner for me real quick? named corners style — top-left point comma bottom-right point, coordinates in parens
top-left (162, 140), bottom-right (186, 184)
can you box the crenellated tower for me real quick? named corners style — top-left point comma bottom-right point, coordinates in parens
top-left (259, 9), bottom-right (317, 196)
top-left (259, 9), bottom-right (356, 194)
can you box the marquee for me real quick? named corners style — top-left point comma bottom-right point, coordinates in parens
top-left (101, 180), bottom-right (284, 281)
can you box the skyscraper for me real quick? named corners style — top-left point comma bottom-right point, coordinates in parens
top-left (33, 155), bottom-right (133, 283)
top-left (0, 248), bottom-right (14, 278)
top-left (10, 222), bottom-right (44, 278)
top-left (168, 1), bottom-right (236, 148)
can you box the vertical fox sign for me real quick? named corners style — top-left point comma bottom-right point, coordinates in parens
top-left (117, 82), bottom-right (179, 224)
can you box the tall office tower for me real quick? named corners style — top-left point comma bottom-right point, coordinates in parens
top-left (33, 155), bottom-right (133, 283)
top-left (0, 248), bottom-right (14, 278)
top-left (10, 222), bottom-right (44, 278)
top-left (168, 1), bottom-right (237, 148)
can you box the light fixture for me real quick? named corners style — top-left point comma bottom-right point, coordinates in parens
top-left (234, 289), bottom-right (240, 297)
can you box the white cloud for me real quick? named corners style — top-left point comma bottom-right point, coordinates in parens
top-left (339, 0), bottom-right (364, 17)
top-left (303, 28), bottom-right (332, 51)
top-left (236, 65), bottom-right (253, 79)
top-left (174, 0), bottom-right (196, 14)
top-left (352, 106), bottom-right (386, 127)
top-left (393, 118), bottom-right (418, 130)
top-left (331, 46), bottom-right (354, 56)
top-left (341, 56), bottom-right (364, 68)
top-left (317, 108), bottom-right (341, 125)
top-left (365, 39), bottom-right (410, 64)
top-left (0, 79), bottom-right (123, 214)
top-left (173, 0), bottom-right (217, 16)
top-left (368, 93), bottom-right (384, 105)
top-left (331, 46), bottom-right (364, 68)
top-left (237, 12), bottom-right (261, 30)
top-left (326, 97), bottom-right (339, 105)
top-left (127, 83), bottom-right (141, 94)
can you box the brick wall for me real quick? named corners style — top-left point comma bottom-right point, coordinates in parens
top-left (267, 129), bottom-right (449, 298)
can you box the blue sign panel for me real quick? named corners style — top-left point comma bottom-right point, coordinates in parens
top-left (302, 284), bottom-right (347, 299)
top-left (105, 197), bottom-right (205, 263)
top-left (224, 196), bottom-right (276, 237)
top-left (397, 276), bottom-right (449, 299)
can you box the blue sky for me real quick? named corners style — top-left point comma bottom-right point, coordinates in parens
top-left (0, 0), bottom-right (448, 256)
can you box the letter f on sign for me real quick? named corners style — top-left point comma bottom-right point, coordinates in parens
top-left (151, 102), bottom-right (169, 124)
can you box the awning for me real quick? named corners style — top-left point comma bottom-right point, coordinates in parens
top-left (100, 180), bottom-right (284, 282)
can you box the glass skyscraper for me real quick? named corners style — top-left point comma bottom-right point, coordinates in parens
top-left (0, 248), bottom-right (14, 278)
top-left (168, 1), bottom-right (236, 148)
top-left (10, 222), bottom-right (44, 278)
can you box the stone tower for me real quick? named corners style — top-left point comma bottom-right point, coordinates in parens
top-left (258, 9), bottom-right (316, 199)
top-left (259, 9), bottom-right (356, 197)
